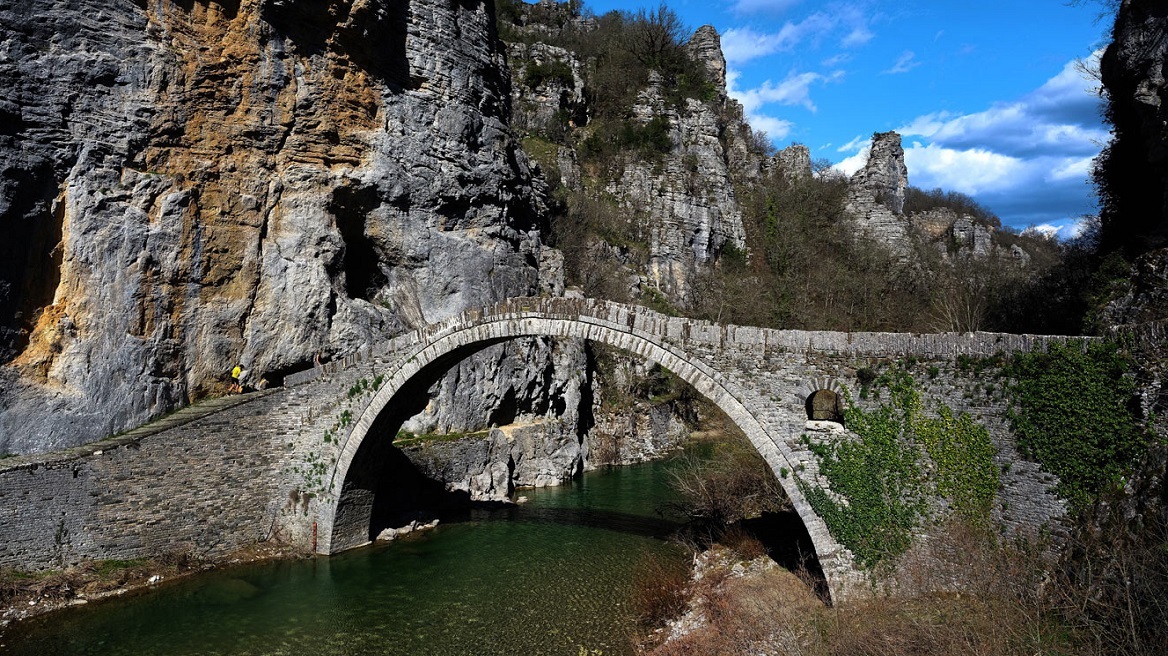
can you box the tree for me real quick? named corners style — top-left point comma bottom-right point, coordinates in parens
top-left (625, 4), bottom-right (687, 72)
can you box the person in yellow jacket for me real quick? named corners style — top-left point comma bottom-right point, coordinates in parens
top-left (230, 365), bottom-right (243, 393)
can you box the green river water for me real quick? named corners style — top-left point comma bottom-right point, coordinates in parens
top-left (3, 459), bottom-right (692, 656)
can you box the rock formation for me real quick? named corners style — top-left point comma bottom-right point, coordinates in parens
top-left (845, 131), bottom-right (1032, 264)
top-left (0, 0), bottom-right (574, 454)
top-left (610, 68), bottom-right (749, 299)
top-left (1097, 0), bottom-right (1168, 435)
top-left (911, 208), bottom-right (1031, 264)
top-left (686, 25), bottom-right (727, 90)
top-left (771, 143), bottom-right (812, 179)
top-left (504, 8), bottom-right (762, 302)
top-left (844, 132), bottom-right (914, 256)
top-left (1098, 0), bottom-right (1168, 256)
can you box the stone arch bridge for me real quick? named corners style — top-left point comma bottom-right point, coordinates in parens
top-left (0, 297), bottom-right (1076, 601)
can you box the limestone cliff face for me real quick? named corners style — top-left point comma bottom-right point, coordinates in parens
top-left (1098, 0), bottom-right (1168, 255)
top-left (0, 0), bottom-right (567, 454)
top-left (610, 67), bottom-right (749, 299)
top-left (1097, 0), bottom-right (1168, 443)
top-left (506, 13), bottom-right (770, 303)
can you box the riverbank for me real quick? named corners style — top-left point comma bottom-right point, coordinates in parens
top-left (0, 541), bottom-right (301, 638)
top-left (637, 517), bottom-right (1165, 656)
top-left (0, 459), bottom-right (695, 656)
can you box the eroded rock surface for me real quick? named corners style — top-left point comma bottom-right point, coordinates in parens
top-left (845, 131), bottom-right (913, 256)
top-left (1098, 0), bottom-right (1168, 254)
top-left (0, 0), bottom-right (565, 454)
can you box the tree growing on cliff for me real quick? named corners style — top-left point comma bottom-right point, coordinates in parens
top-left (625, 4), bottom-right (687, 72)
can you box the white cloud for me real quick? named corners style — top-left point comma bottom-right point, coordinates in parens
top-left (1027, 217), bottom-right (1088, 241)
top-left (903, 144), bottom-right (1025, 195)
top-left (897, 54), bottom-right (1106, 159)
top-left (748, 114), bottom-right (795, 142)
top-left (841, 25), bottom-right (874, 48)
top-left (721, 15), bottom-right (834, 64)
top-left (721, 4), bottom-right (875, 64)
top-left (822, 53), bottom-right (852, 67)
top-left (834, 145), bottom-right (869, 176)
top-left (727, 64), bottom-right (844, 151)
top-left (883, 51), bottom-right (920, 75)
top-left (1049, 155), bottom-right (1095, 181)
top-left (836, 134), bottom-right (869, 153)
top-left (870, 54), bottom-right (1107, 228)
top-left (730, 68), bottom-right (841, 114)
top-left (836, 3), bottom-right (876, 48)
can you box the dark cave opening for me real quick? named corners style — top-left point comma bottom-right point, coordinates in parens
top-left (0, 162), bottom-right (64, 363)
top-left (329, 184), bottom-right (387, 301)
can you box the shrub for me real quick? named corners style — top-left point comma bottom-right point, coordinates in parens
top-left (1005, 340), bottom-right (1151, 511)
top-left (522, 58), bottom-right (574, 89)
top-left (667, 441), bottom-right (786, 527)
top-left (630, 549), bottom-right (691, 632)
top-left (903, 185), bottom-right (1001, 227)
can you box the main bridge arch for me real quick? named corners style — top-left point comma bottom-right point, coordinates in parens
top-left (316, 297), bottom-right (851, 598)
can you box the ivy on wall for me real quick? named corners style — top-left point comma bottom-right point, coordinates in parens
top-left (800, 367), bottom-right (999, 568)
top-left (1005, 341), bottom-right (1150, 512)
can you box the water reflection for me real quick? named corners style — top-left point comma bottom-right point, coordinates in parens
top-left (4, 460), bottom-right (691, 656)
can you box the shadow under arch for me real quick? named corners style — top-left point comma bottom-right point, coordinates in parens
top-left (318, 313), bottom-right (849, 602)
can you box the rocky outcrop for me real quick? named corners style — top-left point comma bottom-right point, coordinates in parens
top-left (846, 132), bottom-right (1034, 264)
top-left (0, 0), bottom-right (568, 454)
top-left (507, 41), bottom-right (586, 139)
top-left (851, 131), bottom-right (909, 214)
top-left (399, 420), bottom-right (584, 502)
top-left (1105, 248), bottom-right (1168, 328)
top-left (911, 208), bottom-right (1031, 264)
top-left (610, 73), bottom-right (749, 298)
top-left (686, 25), bottom-right (727, 90)
top-left (589, 402), bottom-right (689, 465)
top-left (503, 11), bottom-right (758, 302)
top-left (1101, 249), bottom-right (1168, 440)
top-left (1098, 0), bottom-right (1168, 255)
top-left (771, 143), bottom-right (812, 179)
top-left (400, 336), bottom-right (589, 438)
top-left (845, 132), bottom-right (914, 257)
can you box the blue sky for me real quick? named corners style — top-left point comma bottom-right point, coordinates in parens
top-left (577, 0), bottom-right (1113, 235)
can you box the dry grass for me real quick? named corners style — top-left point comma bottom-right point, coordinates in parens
top-left (666, 440), bottom-right (788, 526)
top-left (644, 548), bottom-right (823, 656)
top-left (630, 549), bottom-right (692, 635)
top-left (637, 518), bottom-right (1165, 656)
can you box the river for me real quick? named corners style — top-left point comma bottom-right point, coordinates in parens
top-left (3, 458), bottom-right (693, 656)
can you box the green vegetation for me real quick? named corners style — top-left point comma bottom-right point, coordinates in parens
top-left (550, 191), bottom-right (648, 301)
top-left (800, 403), bottom-right (925, 567)
top-left (1005, 340), bottom-right (1152, 511)
top-left (393, 429), bottom-right (491, 446)
top-left (688, 169), bottom-right (936, 331)
top-left (579, 116), bottom-right (673, 159)
top-left (346, 375), bottom-right (381, 399)
top-left (522, 59), bottom-right (574, 89)
top-left (800, 367), bottom-right (998, 567)
top-left (916, 405), bottom-right (999, 520)
top-left (903, 185), bottom-right (1002, 226)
